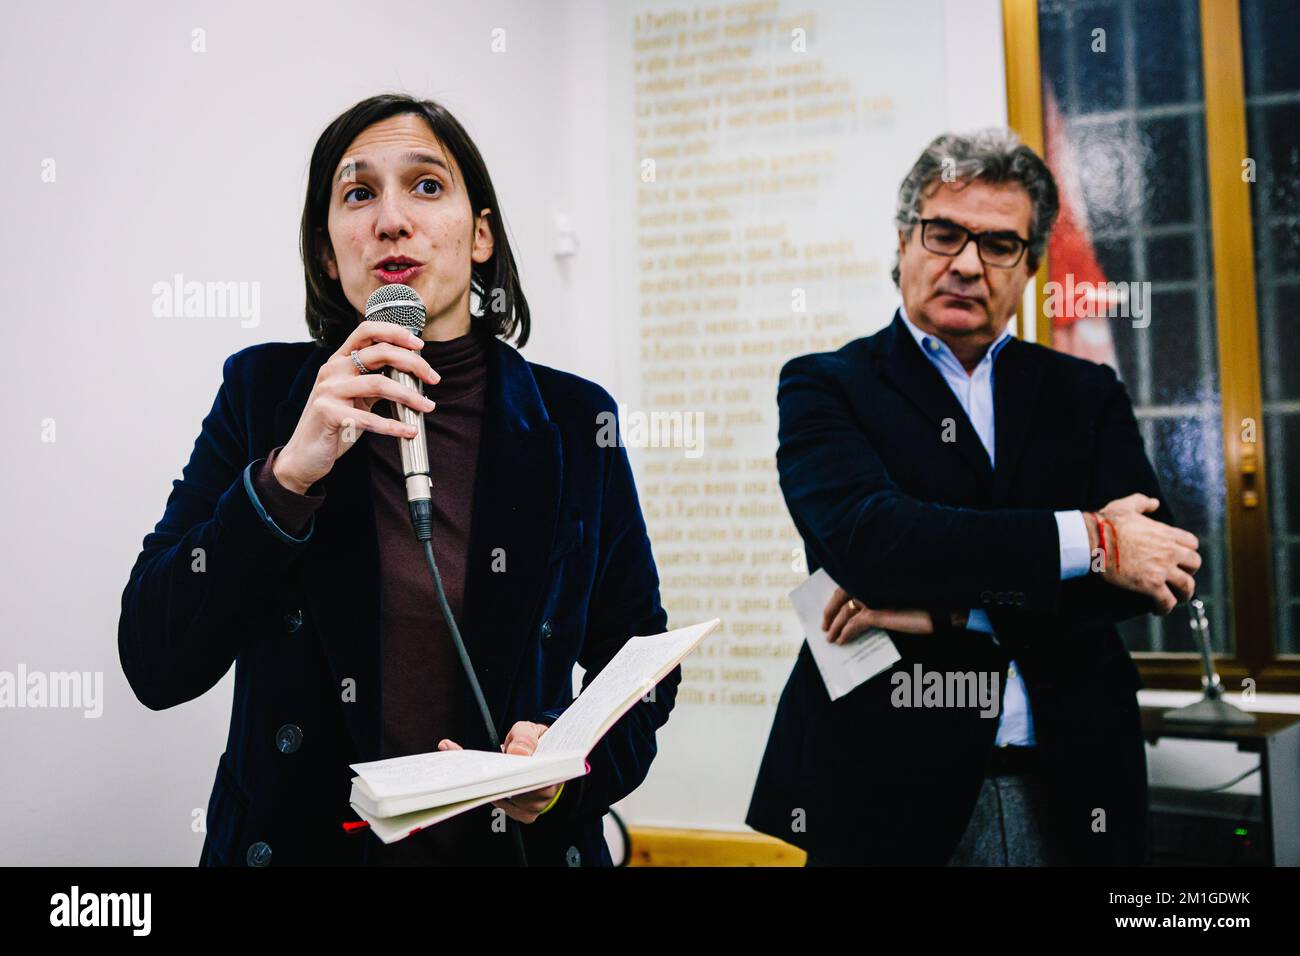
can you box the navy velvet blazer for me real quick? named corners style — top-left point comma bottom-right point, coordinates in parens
top-left (118, 333), bottom-right (671, 867)
top-left (747, 310), bottom-right (1170, 865)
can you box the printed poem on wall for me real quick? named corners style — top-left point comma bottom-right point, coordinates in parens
top-left (628, 0), bottom-right (892, 713)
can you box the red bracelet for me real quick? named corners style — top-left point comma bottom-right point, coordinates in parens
top-left (1098, 514), bottom-right (1108, 572)
top-left (1105, 516), bottom-right (1120, 570)
top-left (1090, 511), bottom-right (1107, 573)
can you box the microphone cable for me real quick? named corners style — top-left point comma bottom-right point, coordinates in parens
top-left (414, 514), bottom-right (529, 868)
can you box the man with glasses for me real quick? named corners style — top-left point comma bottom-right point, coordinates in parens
top-left (746, 129), bottom-right (1201, 866)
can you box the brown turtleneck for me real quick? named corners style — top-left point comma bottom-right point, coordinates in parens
top-left (251, 329), bottom-right (488, 864)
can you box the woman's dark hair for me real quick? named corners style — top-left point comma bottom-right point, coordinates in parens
top-left (300, 93), bottom-right (530, 350)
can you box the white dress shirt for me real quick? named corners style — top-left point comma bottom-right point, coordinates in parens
top-left (897, 304), bottom-right (1092, 746)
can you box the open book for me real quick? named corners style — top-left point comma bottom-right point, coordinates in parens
top-left (347, 617), bottom-right (720, 843)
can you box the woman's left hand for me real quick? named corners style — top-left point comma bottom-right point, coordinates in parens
top-left (437, 721), bottom-right (561, 824)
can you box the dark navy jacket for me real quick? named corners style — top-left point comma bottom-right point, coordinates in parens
top-left (747, 310), bottom-right (1169, 865)
top-left (118, 333), bottom-right (672, 866)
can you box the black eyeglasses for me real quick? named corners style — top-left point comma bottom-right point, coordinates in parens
top-left (913, 217), bottom-right (1030, 268)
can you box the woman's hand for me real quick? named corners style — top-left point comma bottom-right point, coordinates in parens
top-left (273, 320), bottom-right (441, 494)
top-left (437, 721), bottom-right (563, 824)
top-left (821, 586), bottom-right (951, 644)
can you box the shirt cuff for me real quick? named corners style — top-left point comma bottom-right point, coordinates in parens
top-left (1055, 510), bottom-right (1092, 580)
top-left (245, 446), bottom-right (325, 543)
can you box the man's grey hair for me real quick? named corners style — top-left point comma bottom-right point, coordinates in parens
top-left (891, 128), bottom-right (1060, 287)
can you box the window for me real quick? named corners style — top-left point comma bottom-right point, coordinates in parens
top-left (1005, 0), bottom-right (1299, 690)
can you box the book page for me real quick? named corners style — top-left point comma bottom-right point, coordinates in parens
top-left (352, 775), bottom-right (570, 845)
top-left (535, 619), bottom-right (719, 757)
top-left (350, 748), bottom-right (556, 800)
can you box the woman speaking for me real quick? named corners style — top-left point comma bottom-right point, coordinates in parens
top-left (118, 94), bottom-right (673, 866)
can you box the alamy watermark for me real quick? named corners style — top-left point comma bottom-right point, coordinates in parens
top-left (1043, 273), bottom-right (1151, 329)
top-left (151, 273), bottom-right (260, 328)
top-left (891, 664), bottom-right (1000, 718)
top-left (0, 665), bottom-right (102, 717)
top-left (596, 404), bottom-right (704, 459)
top-left (49, 886), bottom-right (150, 935)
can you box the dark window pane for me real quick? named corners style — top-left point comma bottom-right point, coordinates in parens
top-left (1074, 2), bottom-right (1127, 113)
top-left (1288, 543), bottom-right (1300, 603)
top-left (1145, 233), bottom-right (1195, 282)
top-left (1150, 416), bottom-right (1218, 537)
top-left (1244, 0), bottom-right (1300, 654)
top-left (1140, 116), bottom-right (1195, 226)
top-left (1039, 4), bottom-right (1073, 112)
top-left (1270, 222), bottom-right (1300, 277)
top-left (1280, 414), bottom-right (1300, 534)
top-left (1109, 313), bottom-right (1141, 388)
top-left (1256, 288), bottom-right (1300, 400)
top-left (1148, 291), bottom-right (1203, 406)
top-left (1134, 0), bottom-right (1199, 105)
top-left (1094, 237), bottom-right (1134, 279)
top-left (1261, 103), bottom-right (1300, 220)
top-left (1242, 0), bottom-right (1300, 95)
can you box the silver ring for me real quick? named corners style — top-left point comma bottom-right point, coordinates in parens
top-left (847, 599), bottom-right (859, 613)
top-left (350, 349), bottom-right (373, 375)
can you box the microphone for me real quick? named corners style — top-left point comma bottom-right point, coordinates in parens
top-left (364, 283), bottom-right (434, 541)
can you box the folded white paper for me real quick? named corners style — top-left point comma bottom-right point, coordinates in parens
top-left (789, 568), bottom-right (900, 701)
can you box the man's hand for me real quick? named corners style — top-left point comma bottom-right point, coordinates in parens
top-left (437, 721), bottom-right (562, 824)
top-left (821, 586), bottom-right (966, 644)
top-left (1087, 493), bottom-right (1201, 615)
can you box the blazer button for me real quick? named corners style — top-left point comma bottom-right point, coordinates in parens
top-left (246, 841), bottom-right (272, 867)
top-left (539, 619), bottom-right (553, 646)
top-left (564, 845), bottom-right (581, 867)
top-left (284, 609), bottom-right (304, 633)
top-left (276, 724), bottom-right (303, 754)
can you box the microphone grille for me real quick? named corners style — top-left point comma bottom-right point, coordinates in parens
top-left (364, 283), bottom-right (427, 334)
